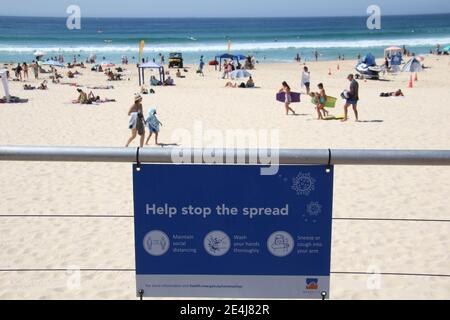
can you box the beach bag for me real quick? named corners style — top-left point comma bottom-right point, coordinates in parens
top-left (136, 116), bottom-right (145, 136)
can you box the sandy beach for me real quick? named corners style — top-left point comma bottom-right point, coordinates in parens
top-left (0, 56), bottom-right (449, 299)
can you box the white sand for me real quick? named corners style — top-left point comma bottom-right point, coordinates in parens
top-left (0, 55), bottom-right (449, 299)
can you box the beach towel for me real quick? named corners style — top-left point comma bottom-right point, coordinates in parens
top-left (146, 108), bottom-right (161, 132)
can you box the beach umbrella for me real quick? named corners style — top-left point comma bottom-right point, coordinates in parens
top-left (402, 58), bottom-right (422, 73)
top-left (230, 69), bottom-right (252, 80)
top-left (41, 60), bottom-right (65, 68)
top-left (34, 50), bottom-right (46, 57)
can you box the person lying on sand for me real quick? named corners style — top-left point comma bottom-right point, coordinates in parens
top-left (380, 89), bottom-right (404, 97)
top-left (24, 84), bottom-right (36, 90)
top-left (87, 85), bottom-right (114, 90)
top-left (225, 81), bottom-right (237, 88)
top-left (87, 91), bottom-right (116, 103)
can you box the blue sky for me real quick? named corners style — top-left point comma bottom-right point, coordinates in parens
top-left (1, 0), bottom-right (450, 17)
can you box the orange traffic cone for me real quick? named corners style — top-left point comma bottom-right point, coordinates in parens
top-left (408, 75), bottom-right (413, 88)
top-left (414, 73), bottom-right (418, 81)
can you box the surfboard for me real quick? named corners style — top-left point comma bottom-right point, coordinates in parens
top-left (276, 92), bottom-right (301, 103)
top-left (323, 115), bottom-right (345, 121)
top-left (311, 96), bottom-right (337, 108)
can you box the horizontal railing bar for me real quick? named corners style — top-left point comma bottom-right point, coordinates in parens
top-left (0, 269), bottom-right (448, 278)
top-left (0, 146), bottom-right (450, 166)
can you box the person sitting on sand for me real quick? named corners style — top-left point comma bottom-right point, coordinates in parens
top-left (150, 76), bottom-right (161, 86)
top-left (125, 94), bottom-right (145, 147)
top-left (176, 69), bottom-right (185, 78)
top-left (141, 86), bottom-right (149, 94)
top-left (74, 88), bottom-right (89, 104)
top-left (67, 70), bottom-right (75, 78)
top-left (38, 80), bottom-right (48, 90)
top-left (145, 108), bottom-right (163, 145)
top-left (380, 89), bottom-right (404, 97)
top-left (164, 76), bottom-right (174, 86)
top-left (246, 76), bottom-right (255, 88)
top-left (279, 81), bottom-right (296, 115)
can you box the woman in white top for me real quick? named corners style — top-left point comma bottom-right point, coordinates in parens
top-left (301, 66), bottom-right (311, 95)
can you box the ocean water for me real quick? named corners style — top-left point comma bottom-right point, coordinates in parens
top-left (0, 14), bottom-right (449, 64)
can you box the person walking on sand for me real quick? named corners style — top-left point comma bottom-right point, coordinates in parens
top-left (125, 94), bottom-right (146, 147)
top-left (145, 108), bottom-right (163, 145)
top-left (314, 83), bottom-right (329, 120)
top-left (342, 74), bottom-right (359, 122)
top-left (279, 81), bottom-right (296, 116)
top-left (31, 61), bottom-right (39, 79)
top-left (14, 63), bottom-right (22, 81)
top-left (301, 66), bottom-right (311, 95)
top-left (22, 62), bottom-right (29, 80)
top-left (198, 55), bottom-right (205, 76)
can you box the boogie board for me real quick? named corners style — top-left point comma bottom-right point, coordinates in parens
top-left (311, 96), bottom-right (337, 108)
top-left (276, 92), bottom-right (301, 103)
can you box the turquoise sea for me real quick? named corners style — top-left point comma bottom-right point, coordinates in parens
top-left (0, 14), bottom-right (449, 63)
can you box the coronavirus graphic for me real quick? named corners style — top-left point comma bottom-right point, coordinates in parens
top-left (292, 172), bottom-right (316, 196)
top-left (307, 202), bottom-right (322, 216)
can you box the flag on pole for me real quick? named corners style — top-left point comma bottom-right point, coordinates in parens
top-left (139, 40), bottom-right (145, 63)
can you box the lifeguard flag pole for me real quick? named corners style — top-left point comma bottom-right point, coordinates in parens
top-left (138, 40), bottom-right (145, 63)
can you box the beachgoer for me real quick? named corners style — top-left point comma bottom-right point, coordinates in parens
top-left (301, 66), bottom-right (311, 95)
top-left (198, 55), bottom-right (205, 76)
top-left (14, 63), bottom-right (22, 81)
top-left (32, 61), bottom-right (39, 79)
top-left (246, 77), bottom-right (255, 88)
top-left (315, 83), bottom-right (329, 120)
top-left (125, 94), bottom-right (145, 147)
top-left (22, 63), bottom-right (29, 80)
top-left (145, 108), bottom-right (163, 145)
top-left (38, 80), bottom-right (48, 90)
top-left (342, 74), bottom-right (359, 122)
top-left (75, 88), bottom-right (89, 104)
top-left (380, 89), bottom-right (404, 97)
top-left (225, 81), bottom-right (237, 88)
top-left (279, 81), bottom-right (296, 115)
top-left (314, 51), bottom-right (319, 61)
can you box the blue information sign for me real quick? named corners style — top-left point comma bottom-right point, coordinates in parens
top-left (133, 164), bottom-right (333, 299)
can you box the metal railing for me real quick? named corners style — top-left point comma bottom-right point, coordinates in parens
top-left (1, 146), bottom-right (450, 166)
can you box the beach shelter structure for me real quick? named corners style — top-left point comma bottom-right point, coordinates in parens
top-left (384, 46), bottom-right (402, 58)
top-left (215, 53), bottom-right (246, 71)
top-left (402, 57), bottom-right (423, 73)
top-left (138, 61), bottom-right (165, 86)
top-left (0, 69), bottom-right (10, 101)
